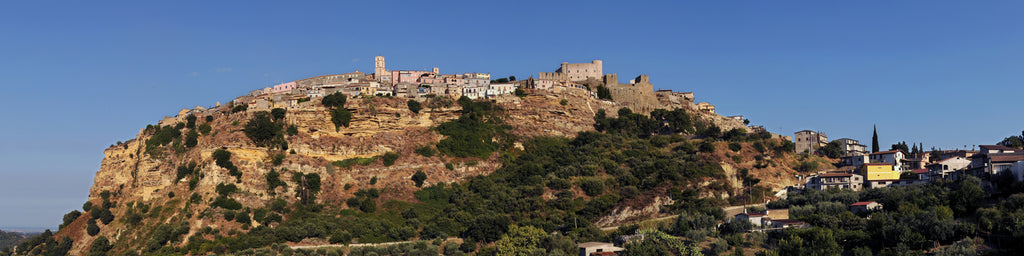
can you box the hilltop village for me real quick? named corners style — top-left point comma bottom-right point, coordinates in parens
top-left (162, 56), bottom-right (739, 131)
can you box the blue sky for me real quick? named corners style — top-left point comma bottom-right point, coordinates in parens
top-left (2, 1), bottom-right (1023, 228)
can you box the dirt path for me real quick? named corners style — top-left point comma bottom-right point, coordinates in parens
top-left (599, 203), bottom-right (766, 231)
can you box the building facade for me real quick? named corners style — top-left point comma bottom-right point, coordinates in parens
top-left (539, 60), bottom-right (602, 82)
top-left (870, 150), bottom-right (906, 170)
top-left (794, 130), bottom-right (828, 154)
top-left (861, 163), bottom-right (900, 180)
top-left (806, 172), bottom-right (864, 191)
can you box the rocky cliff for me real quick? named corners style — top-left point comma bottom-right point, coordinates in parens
top-left (55, 88), bottom-right (786, 255)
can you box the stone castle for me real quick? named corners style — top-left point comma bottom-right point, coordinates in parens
top-left (536, 60), bottom-right (661, 114)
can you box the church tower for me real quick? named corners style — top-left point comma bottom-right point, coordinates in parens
top-left (374, 55), bottom-right (387, 82)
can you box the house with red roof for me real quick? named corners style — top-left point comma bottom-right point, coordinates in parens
top-left (850, 201), bottom-right (882, 214)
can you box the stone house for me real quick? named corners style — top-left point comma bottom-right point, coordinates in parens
top-left (577, 242), bottom-right (623, 256)
top-left (794, 130), bottom-right (828, 154)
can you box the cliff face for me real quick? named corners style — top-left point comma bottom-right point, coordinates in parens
top-left (62, 89), bottom-right (773, 254)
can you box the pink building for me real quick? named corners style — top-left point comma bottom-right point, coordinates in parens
top-left (392, 70), bottom-right (435, 85)
top-left (272, 81), bottom-right (298, 93)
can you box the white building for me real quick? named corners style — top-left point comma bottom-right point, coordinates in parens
top-left (926, 157), bottom-right (971, 181)
top-left (486, 83), bottom-right (517, 98)
top-left (870, 150), bottom-right (906, 171)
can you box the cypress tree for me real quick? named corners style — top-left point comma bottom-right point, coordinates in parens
top-left (872, 125), bottom-right (879, 153)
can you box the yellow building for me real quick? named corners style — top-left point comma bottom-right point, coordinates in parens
top-left (861, 163), bottom-right (900, 180)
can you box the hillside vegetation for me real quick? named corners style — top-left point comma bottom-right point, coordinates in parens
top-left (10, 90), bottom-right (812, 256)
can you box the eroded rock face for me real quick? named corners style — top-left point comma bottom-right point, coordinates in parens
top-left (67, 90), bottom-right (774, 254)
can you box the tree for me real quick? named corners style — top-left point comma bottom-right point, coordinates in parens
top-left (872, 125), bottom-right (880, 153)
top-left (86, 219), bottom-right (99, 236)
top-left (407, 99), bottom-right (423, 114)
top-left (60, 210), bottom-right (81, 230)
top-left (198, 123), bottom-right (212, 135)
top-left (950, 176), bottom-right (984, 216)
top-left (412, 170), bottom-right (427, 187)
top-left (185, 114), bottom-right (197, 129)
top-left (998, 130), bottom-right (1024, 149)
top-left (330, 107), bottom-right (352, 130)
top-left (818, 141), bottom-right (844, 158)
top-left (891, 141), bottom-right (908, 153)
top-left (271, 108), bottom-right (286, 121)
top-left (508, 75), bottom-right (516, 81)
top-left (322, 93), bottom-right (347, 108)
top-left (87, 236), bottom-right (112, 256)
top-left (494, 225), bottom-right (547, 256)
top-left (184, 130), bottom-right (199, 148)
top-left (596, 85), bottom-right (612, 100)
top-left (243, 111), bottom-right (283, 147)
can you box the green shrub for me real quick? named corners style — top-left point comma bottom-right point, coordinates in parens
top-left (286, 125), bottom-right (298, 136)
top-left (271, 108), bottom-right (286, 120)
top-left (408, 99), bottom-right (423, 114)
top-left (728, 142), bottom-right (742, 152)
top-left (216, 183), bottom-right (238, 196)
top-left (271, 153), bottom-right (286, 166)
top-left (243, 111), bottom-right (283, 147)
top-left (333, 157), bottom-right (376, 168)
top-left (211, 196), bottom-right (242, 210)
top-left (322, 93), bottom-right (347, 108)
top-left (86, 219), bottom-right (99, 236)
top-left (232, 104), bottom-right (248, 113)
top-left (266, 170), bottom-right (286, 191)
top-left (412, 170), bottom-right (427, 187)
top-left (559, 99), bottom-right (568, 105)
top-left (415, 145), bottom-right (437, 157)
top-left (382, 152), bottom-right (400, 166)
top-left (330, 107), bottom-right (352, 130)
top-left (579, 178), bottom-right (605, 196)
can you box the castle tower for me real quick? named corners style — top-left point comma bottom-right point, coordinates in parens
top-left (432, 67), bottom-right (439, 74)
top-left (374, 56), bottom-right (387, 81)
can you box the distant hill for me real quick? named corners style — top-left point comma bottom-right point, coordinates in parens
top-left (0, 230), bottom-right (28, 252)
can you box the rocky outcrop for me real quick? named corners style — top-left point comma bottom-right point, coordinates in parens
top-left (64, 88), bottom-right (780, 255)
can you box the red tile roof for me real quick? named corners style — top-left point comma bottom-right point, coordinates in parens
top-left (991, 154), bottom-right (1024, 163)
top-left (871, 150), bottom-right (902, 155)
top-left (912, 169), bottom-right (929, 174)
top-left (851, 201), bottom-right (876, 206)
top-left (820, 173), bottom-right (853, 177)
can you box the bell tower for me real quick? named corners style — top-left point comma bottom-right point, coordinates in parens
top-left (374, 55), bottom-right (387, 81)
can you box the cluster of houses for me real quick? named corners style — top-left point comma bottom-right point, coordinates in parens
top-left (795, 130), bottom-right (1024, 193)
top-left (221, 56), bottom-right (662, 113)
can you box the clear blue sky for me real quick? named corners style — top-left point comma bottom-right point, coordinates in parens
top-left (2, 1), bottom-right (1023, 228)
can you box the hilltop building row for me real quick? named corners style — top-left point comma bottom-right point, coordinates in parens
top-left (212, 56), bottom-right (724, 116)
top-left (163, 56), bottom-right (758, 137)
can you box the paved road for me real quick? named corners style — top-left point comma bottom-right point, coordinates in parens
top-left (292, 204), bottom-right (766, 249)
top-left (290, 238), bottom-right (460, 250)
